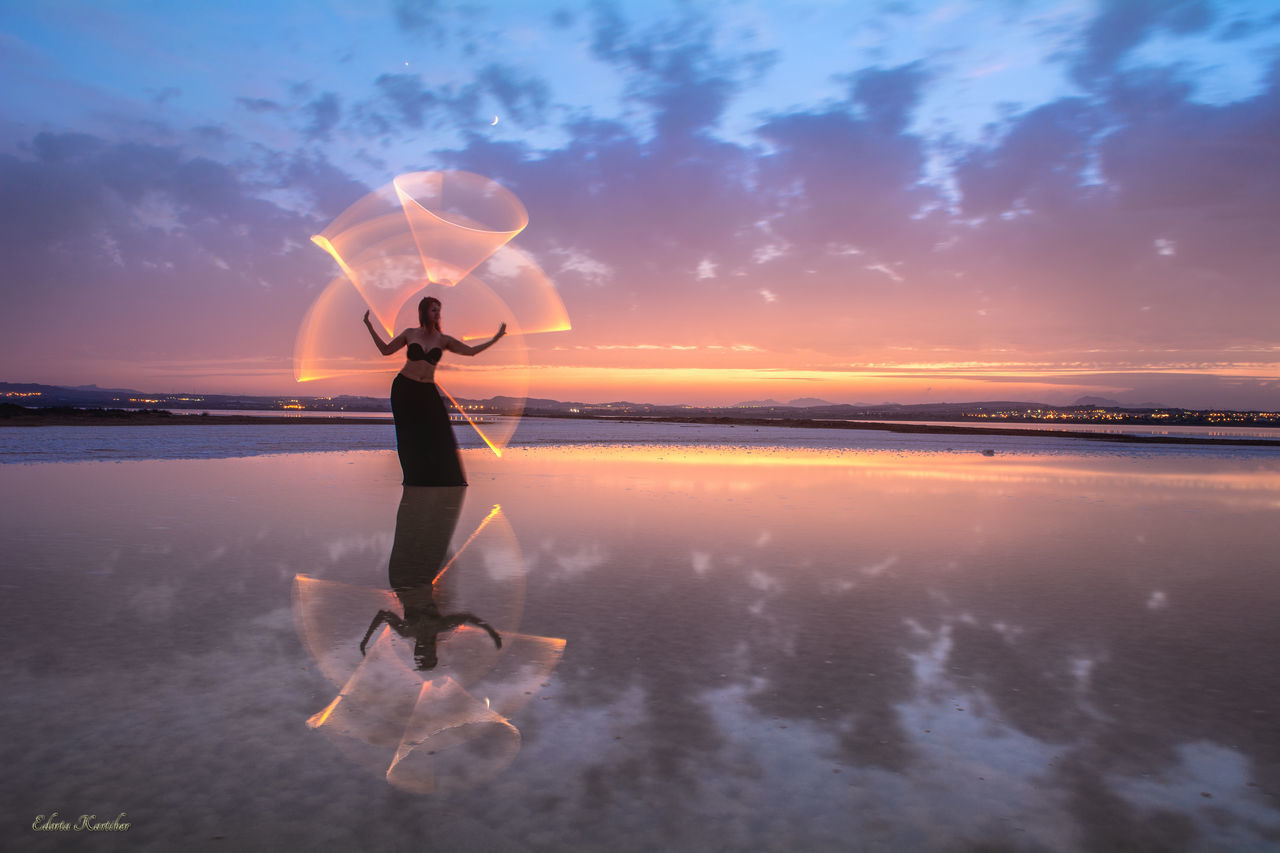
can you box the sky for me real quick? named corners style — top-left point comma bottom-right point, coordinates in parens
top-left (1, 0), bottom-right (1278, 409)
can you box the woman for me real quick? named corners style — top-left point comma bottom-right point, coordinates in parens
top-left (363, 297), bottom-right (506, 486)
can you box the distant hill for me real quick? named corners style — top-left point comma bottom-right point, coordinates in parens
top-left (2, 382), bottom-right (1269, 424)
top-left (1075, 395), bottom-right (1168, 409)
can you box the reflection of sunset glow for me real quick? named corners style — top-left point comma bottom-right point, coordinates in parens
top-left (498, 446), bottom-right (1280, 497)
top-left (296, 171), bottom-right (569, 456)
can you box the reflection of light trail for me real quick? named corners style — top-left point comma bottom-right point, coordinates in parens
top-left (292, 498), bottom-right (564, 795)
top-left (435, 503), bottom-right (503, 586)
top-left (309, 694), bottom-right (343, 728)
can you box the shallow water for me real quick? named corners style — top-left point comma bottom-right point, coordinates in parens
top-left (3, 445), bottom-right (1279, 851)
top-left (5, 416), bottom-right (1280, 465)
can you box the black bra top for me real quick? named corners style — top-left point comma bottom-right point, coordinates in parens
top-left (406, 343), bottom-right (443, 364)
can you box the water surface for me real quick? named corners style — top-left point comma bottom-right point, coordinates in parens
top-left (2, 445), bottom-right (1278, 850)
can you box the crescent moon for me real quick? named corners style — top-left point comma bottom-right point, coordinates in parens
top-left (490, 115), bottom-right (500, 126)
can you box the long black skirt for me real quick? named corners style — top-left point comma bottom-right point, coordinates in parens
top-left (390, 373), bottom-right (467, 486)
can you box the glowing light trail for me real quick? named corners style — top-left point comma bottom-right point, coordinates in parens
top-left (307, 694), bottom-right (344, 729)
top-left (295, 171), bottom-right (571, 456)
top-left (438, 382), bottom-right (502, 457)
top-left (434, 503), bottom-right (503, 586)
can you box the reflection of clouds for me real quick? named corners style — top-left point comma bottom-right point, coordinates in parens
top-left (1114, 742), bottom-right (1272, 830)
top-left (478, 542), bottom-right (523, 582)
top-left (324, 531), bottom-right (394, 564)
top-left (746, 570), bottom-right (780, 594)
top-left (492, 447), bottom-right (1280, 846)
top-left (550, 543), bottom-right (607, 578)
top-left (129, 581), bottom-right (178, 622)
top-left (696, 679), bottom-right (1081, 851)
top-left (860, 554), bottom-right (898, 577)
top-left (1069, 656), bottom-right (1095, 691)
top-left (13, 450), bottom-right (1279, 845)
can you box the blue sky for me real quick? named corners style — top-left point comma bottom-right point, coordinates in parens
top-left (2, 0), bottom-right (1279, 406)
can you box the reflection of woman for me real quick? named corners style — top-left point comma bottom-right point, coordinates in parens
top-left (360, 486), bottom-right (502, 670)
top-left (363, 297), bottom-right (506, 486)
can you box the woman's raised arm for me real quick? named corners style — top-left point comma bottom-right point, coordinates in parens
top-left (363, 310), bottom-right (407, 356)
top-left (444, 323), bottom-right (507, 357)
top-left (360, 609), bottom-right (408, 654)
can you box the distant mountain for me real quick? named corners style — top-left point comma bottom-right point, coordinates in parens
top-left (1073, 395), bottom-right (1170, 410)
top-left (3, 382), bottom-right (1264, 422)
top-left (71, 383), bottom-right (138, 393)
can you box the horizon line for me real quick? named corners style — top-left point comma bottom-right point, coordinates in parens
top-left (4, 380), bottom-right (1279, 415)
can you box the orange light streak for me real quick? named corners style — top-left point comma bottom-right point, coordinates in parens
top-left (437, 381), bottom-right (503, 457)
top-left (307, 694), bottom-right (344, 729)
top-left (392, 172), bottom-right (527, 287)
top-left (310, 235), bottom-right (358, 293)
top-left (434, 503), bottom-right (503, 587)
top-left (296, 171), bottom-right (565, 451)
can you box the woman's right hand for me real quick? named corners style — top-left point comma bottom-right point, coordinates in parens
top-left (362, 309), bottom-right (371, 326)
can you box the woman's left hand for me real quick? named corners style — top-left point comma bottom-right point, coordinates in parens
top-left (495, 322), bottom-right (507, 340)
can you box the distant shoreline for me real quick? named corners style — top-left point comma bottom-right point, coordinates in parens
top-left (3, 407), bottom-right (1280, 448)
top-left (0, 410), bottom-right (386, 426)
top-left (600, 415), bottom-right (1280, 448)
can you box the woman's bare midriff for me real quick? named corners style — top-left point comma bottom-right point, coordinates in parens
top-left (399, 363), bottom-right (436, 383)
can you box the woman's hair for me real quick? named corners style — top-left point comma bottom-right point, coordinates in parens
top-left (418, 296), bottom-right (442, 332)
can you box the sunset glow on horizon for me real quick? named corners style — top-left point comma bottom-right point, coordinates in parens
top-left (2, 1), bottom-right (1277, 409)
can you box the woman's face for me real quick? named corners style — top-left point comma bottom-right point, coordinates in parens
top-left (428, 302), bottom-right (442, 325)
